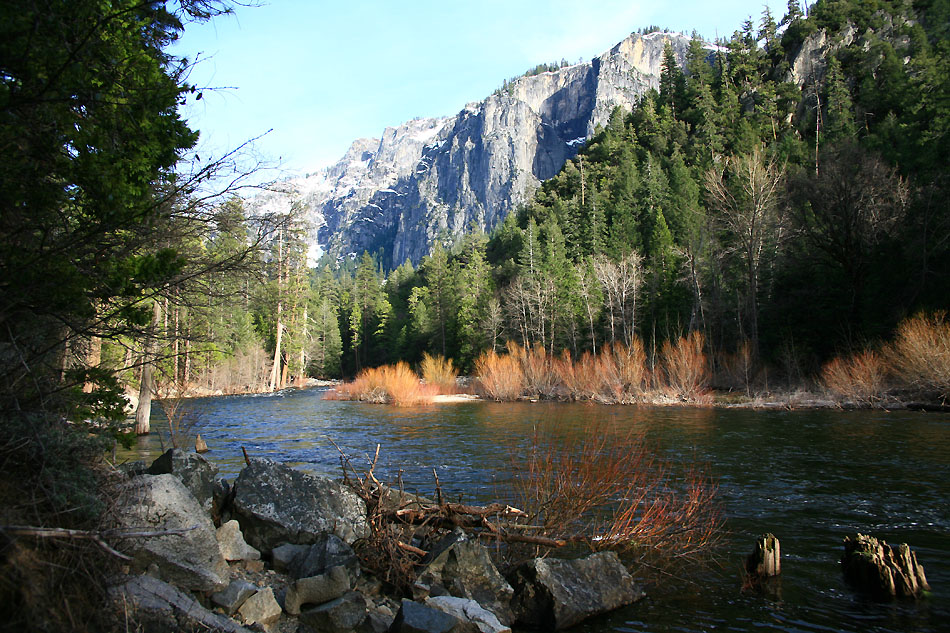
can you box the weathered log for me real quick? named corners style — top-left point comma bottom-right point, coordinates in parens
top-left (746, 533), bottom-right (781, 578)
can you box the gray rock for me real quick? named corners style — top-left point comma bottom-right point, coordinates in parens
top-left (415, 530), bottom-right (513, 625)
top-left (231, 457), bottom-right (368, 550)
top-left (357, 610), bottom-right (394, 633)
top-left (298, 591), bottom-right (367, 633)
top-left (508, 551), bottom-right (644, 630)
top-left (284, 565), bottom-right (351, 616)
top-left (842, 533), bottom-right (931, 599)
top-left (147, 448), bottom-right (219, 514)
top-left (237, 586), bottom-right (282, 630)
top-left (216, 519), bottom-right (261, 562)
top-left (425, 596), bottom-right (510, 633)
top-left (272, 542), bottom-right (310, 573)
top-left (211, 579), bottom-right (259, 615)
top-left (108, 574), bottom-right (251, 633)
top-left (114, 473), bottom-right (229, 593)
top-left (289, 533), bottom-right (360, 579)
top-left (390, 599), bottom-right (476, 633)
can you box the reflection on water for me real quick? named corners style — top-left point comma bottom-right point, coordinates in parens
top-left (120, 388), bottom-right (950, 633)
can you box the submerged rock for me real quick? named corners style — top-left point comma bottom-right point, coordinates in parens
top-left (231, 457), bottom-right (368, 550)
top-left (842, 533), bottom-right (930, 599)
top-left (508, 551), bottom-right (644, 630)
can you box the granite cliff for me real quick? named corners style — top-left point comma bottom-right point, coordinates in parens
top-left (250, 31), bottom-right (694, 268)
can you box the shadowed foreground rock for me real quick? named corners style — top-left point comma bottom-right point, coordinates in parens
top-left (110, 452), bottom-right (656, 632)
top-left (109, 575), bottom-right (251, 633)
top-left (231, 457), bottom-right (369, 550)
top-left (414, 530), bottom-right (514, 625)
top-left (425, 596), bottom-right (511, 633)
top-left (115, 473), bottom-right (229, 593)
top-left (508, 551), bottom-right (644, 630)
top-left (842, 533), bottom-right (930, 599)
top-left (390, 598), bottom-right (475, 633)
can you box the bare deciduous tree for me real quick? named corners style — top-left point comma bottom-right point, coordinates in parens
top-left (704, 145), bottom-right (785, 354)
top-left (787, 143), bottom-right (909, 325)
top-left (593, 252), bottom-right (644, 346)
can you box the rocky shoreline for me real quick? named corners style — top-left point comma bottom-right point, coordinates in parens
top-left (110, 449), bottom-right (644, 632)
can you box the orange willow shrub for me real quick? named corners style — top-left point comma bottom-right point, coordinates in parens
top-left (821, 351), bottom-right (888, 405)
top-left (598, 341), bottom-right (648, 403)
top-left (661, 332), bottom-right (711, 403)
top-left (329, 362), bottom-right (434, 406)
top-left (887, 311), bottom-right (950, 400)
top-left (552, 350), bottom-right (598, 401)
top-left (510, 423), bottom-right (721, 560)
top-left (475, 348), bottom-right (525, 401)
top-left (515, 342), bottom-right (561, 399)
top-left (420, 353), bottom-right (458, 394)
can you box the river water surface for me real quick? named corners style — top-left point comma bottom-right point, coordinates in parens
top-left (123, 388), bottom-right (949, 633)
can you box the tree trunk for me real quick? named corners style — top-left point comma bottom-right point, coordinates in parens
top-left (135, 300), bottom-right (162, 435)
top-left (269, 318), bottom-right (282, 391)
top-left (82, 335), bottom-right (101, 393)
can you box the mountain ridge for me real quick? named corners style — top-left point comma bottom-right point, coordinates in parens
top-left (250, 31), bottom-right (696, 268)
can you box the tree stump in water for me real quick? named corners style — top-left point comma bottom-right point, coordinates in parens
top-left (746, 533), bottom-right (781, 579)
top-left (842, 533), bottom-right (930, 599)
top-left (195, 434), bottom-right (209, 454)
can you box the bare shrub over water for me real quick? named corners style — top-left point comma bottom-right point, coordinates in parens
top-left (887, 311), bottom-right (950, 400)
top-left (821, 351), bottom-right (888, 405)
top-left (509, 423), bottom-right (721, 562)
top-left (333, 425), bottom-right (721, 585)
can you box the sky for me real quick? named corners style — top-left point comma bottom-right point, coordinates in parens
top-left (171, 0), bottom-right (789, 182)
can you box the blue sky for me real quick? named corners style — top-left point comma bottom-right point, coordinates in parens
top-left (172, 1), bottom-right (789, 181)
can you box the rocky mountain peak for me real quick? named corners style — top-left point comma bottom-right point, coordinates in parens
top-left (248, 31), bottom-right (695, 269)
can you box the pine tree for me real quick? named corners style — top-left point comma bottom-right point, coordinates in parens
top-left (822, 56), bottom-right (857, 143)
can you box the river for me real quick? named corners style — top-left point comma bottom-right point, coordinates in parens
top-left (122, 387), bottom-right (950, 633)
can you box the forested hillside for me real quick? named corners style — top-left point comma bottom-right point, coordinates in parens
top-left (199, 0), bottom-right (946, 386)
top-left (25, 0), bottom-right (946, 405)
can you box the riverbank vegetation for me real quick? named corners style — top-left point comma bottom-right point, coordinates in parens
top-left (89, 0), bottom-right (945, 413)
top-left (5, 0), bottom-right (940, 416)
top-left (338, 422), bottom-right (721, 590)
top-left (821, 311), bottom-right (950, 406)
